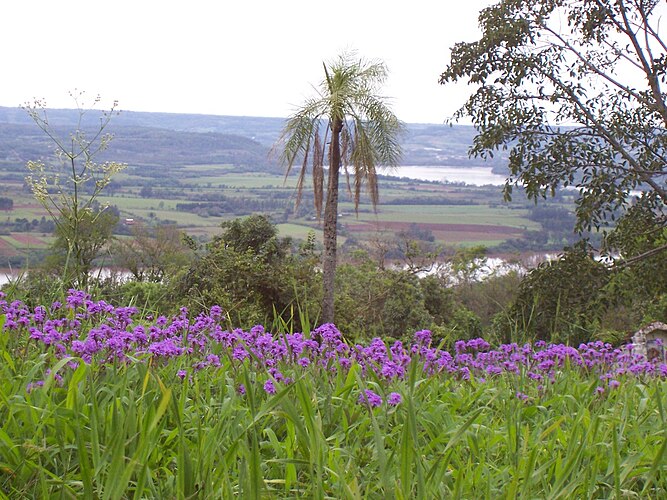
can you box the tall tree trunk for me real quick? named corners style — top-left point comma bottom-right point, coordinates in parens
top-left (321, 118), bottom-right (342, 324)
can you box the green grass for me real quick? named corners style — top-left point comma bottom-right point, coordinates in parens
top-left (0, 206), bottom-right (46, 220)
top-left (180, 163), bottom-right (237, 172)
top-left (1, 310), bottom-right (666, 498)
top-left (128, 209), bottom-right (226, 227)
top-left (359, 205), bottom-right (539, 229)
top-left (178, 173), bottom-right (299, 189)
top-left (2, 358), bottom-right (665, 498)
top-left (97, 196), bottom-right (181, 211)
top-left (276, 223), bottom-right (324, 242)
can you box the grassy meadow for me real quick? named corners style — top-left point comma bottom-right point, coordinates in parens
top-left (1, 291), bottom-right (666, 498)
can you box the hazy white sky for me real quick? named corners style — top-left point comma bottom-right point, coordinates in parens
top-left (2, 0), bottom-right (494, 123)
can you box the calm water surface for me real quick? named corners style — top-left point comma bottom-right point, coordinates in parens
top-left (387, 166), bottom-right (506, 186)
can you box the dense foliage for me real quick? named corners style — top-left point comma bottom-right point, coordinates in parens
top-left (440, 0), bottom-right (667, 282)
top-left (169, 215), bottom-right (320, 330)
top-left (4, 209), bottom-right (663, 347)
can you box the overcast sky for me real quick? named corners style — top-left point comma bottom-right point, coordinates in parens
top-left (2, 0), bottom-right (494, 124)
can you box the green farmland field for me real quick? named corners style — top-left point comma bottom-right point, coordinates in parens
top-left (353, 204), bottom-right (538, 229)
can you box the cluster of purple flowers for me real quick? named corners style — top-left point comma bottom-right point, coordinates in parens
top-left (3, 290), bottom-right (666, 405)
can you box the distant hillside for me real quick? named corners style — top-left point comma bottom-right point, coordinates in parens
top-left (0, 106), bottom-right (506, 171)
top-left (0, 116), bottom-right (279, 173)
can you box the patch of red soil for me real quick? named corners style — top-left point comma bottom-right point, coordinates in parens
top-left (0, 238), bottom-right (19, 257)
top-left (9, 233), bottom-right (46, 246)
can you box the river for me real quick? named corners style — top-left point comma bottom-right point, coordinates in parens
top-left (0, 268), bottom-right (133, 287)
top-left (385, 165), bottom-right (507, 185)
top-left (0, 270), bottom-right (16, 287)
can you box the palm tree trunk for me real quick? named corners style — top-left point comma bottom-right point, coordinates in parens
top-left (321, 118), bottom-right (342, 324)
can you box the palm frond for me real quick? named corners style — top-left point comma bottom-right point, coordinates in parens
top-left (350, 121), bottom-right (379, 211)
top-left (340, 128), bottom-right (354, 198)
top-left (312, 130), bottom-right (324, 219)
top-left (276, 50), bottom-right (402, 219)
top-left (294, 144), bottom-right (309, 209)
top-left (276, 99), bottom-right (322, 171)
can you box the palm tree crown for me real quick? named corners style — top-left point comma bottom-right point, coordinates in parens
top-left (277, 51), bottom-right (403, 324)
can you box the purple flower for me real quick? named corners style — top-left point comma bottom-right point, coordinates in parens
top-left (33, 305), bottom-right (47, 323)
top-left (313, 323), bottom-right (342, 344)
top-left (66, 289), bottom-right (89, 309)
top-left (237, 384), bottom-right (246, 396)
top-left (268, 368), bottom-right (284, 382)
top-left (11, 303), bottom-right (667, 405)
top-left (148, 339), bottom-right (183, 358)
top-left (358, 389), bottom-right (382, 408)
top-left (26, 380), bottom-right (44, 393)
top-left (387, 392), bottom-right (402, 406)
top-left (338, 357), bottom-right (352, 369)
top-left (414, 329), bottom-right (432, 346)
top-left (486, 365), bottom-right (502, 376)
top-left (264, 379), bottom-right (276, 395)
top-left (210, 305), bottom-right (223, 319)
top-left (466, 338), bottom-right (490, 352)
top-left (232, 346), bottom-right (249, 361)
top-left (206, 354), bottom-right (221, 367)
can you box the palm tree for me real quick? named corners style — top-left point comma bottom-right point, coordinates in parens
top-left (277, 51), bottom-right (403, 324)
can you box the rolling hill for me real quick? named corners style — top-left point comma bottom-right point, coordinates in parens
top-left (0, 106), bottom-right (505, 172)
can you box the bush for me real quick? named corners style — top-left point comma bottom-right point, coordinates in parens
top-left (169, 215), bottom-right (320, 330)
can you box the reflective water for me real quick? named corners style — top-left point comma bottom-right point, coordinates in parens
top-left (385, 165), bottom-right (507, 185)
